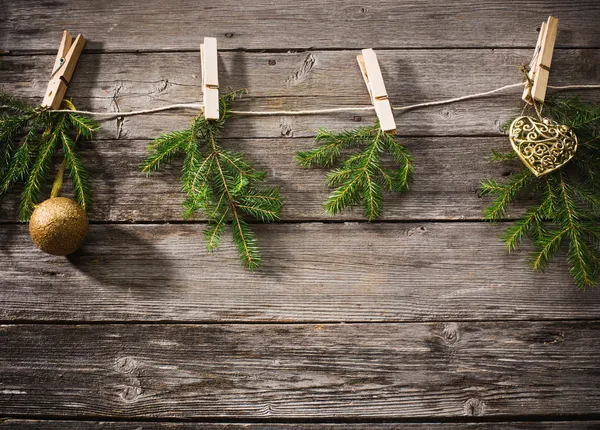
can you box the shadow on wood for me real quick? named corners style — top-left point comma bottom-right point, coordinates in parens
top-left (67, 224), bottom-right (177, 293)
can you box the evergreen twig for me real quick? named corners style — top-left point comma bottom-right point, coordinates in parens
top-left (480, 96), bottom-right (600, 289)
top-left (296, 122), bottom-right (414, 220)
top-left (141, 90), bottom-right (282, 270)
top-left (0, 92), bottom-right (98, 220)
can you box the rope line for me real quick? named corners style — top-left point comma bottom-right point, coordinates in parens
top-left (50, 83), bottom-right (600, 119)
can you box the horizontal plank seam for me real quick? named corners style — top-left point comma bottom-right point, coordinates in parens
top-left (100, 135), bottom-right (512, 143)
top-left (2, 318), bottom-right (600, 326)
top-left (23, 133), bottom-right (512, 142)
top-left (1, 219), bottom-right (584, 226)
top-left (0, 220), bottom-right (539, 226)
top-left (3, 46), bottom-right (600, 56)
top-left (2, 413), bottom-right (600, 424)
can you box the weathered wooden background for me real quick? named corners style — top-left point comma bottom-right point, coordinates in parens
top-left (1, 1), bottom-right (600, 428)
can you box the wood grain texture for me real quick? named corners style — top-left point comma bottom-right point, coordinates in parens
top-left (3, 420), bottom-right (600, 429)
top-left (3, 1), bottom-right (600, 424)
top-left (2, 50), bottom-right (598, 222)
top-left (2, 1), bottom-right (600, 51)
top-left (2, 49), bottom-right (600, 140)
top-left (1, 223), bottom-right (599, 322)
top-left (0, 136), bottom-right (535, 222)
top-left (1, 322), bottom-right (599, 418)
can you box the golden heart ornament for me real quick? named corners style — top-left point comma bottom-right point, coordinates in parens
top-left (509, 116), bottom-right (578, 176)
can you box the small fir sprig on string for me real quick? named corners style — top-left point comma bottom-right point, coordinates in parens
top-left (0, 92), bottom-right (98, 220)
top-left (296, 122), bottom-right (413, 220)
top-left (141, 90), bottom-right (283, 270)
top-left (480, 96), bottom-right (600, 289)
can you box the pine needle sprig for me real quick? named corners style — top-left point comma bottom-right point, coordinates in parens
top-left (141, 90), bottom-right (283, 270)
top-left (296, 122), bottom-right (414, 220)
top-left (479, 169), bottom-right (534, 221)
top-left (489, 149), bottom-right (517, 162)
top-left (0, 92), bottom-right (98, 220)
top-left (480, 96), bottom-right (600, 289)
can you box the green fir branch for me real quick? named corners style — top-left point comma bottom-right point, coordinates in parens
top-left (296, 128), bottom-right (364, 168)
top-left (479, 169), bottom-right (533, 221)
top-left (297, 122), bottom-right (413, 221)
top-left (0, 92), bottom-right (33, 113)
top-left (480, 96), bottom-right (600, 289)
top-left (141, 90), bottom-right (282, 270)
top-left (61, 129), bottom-right (91, 212)
top-left (141, 130), bottom-right (189, 174)
top-left (68, 113), bottom-right (99, 139)
top-left (0, 93), bottom-right (98, 220)
top-left (531, 226), bottom-right (568, 272)
top-left (489, 149), bottom-right (517, 162)
top-left (20, 125), bottom-right (60, 220)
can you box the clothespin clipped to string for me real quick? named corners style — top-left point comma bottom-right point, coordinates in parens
top-left (357, 48), bottom-right (396, 133)
top-left (42, 30), bottom-right (86, 110)
top-left (522, 16), bottom-right (559, 105)
top-left (201, 37), bottom-right (220, 120)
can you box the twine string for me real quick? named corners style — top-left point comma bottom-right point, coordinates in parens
top-left (50, 82), bottom-right (600, 119)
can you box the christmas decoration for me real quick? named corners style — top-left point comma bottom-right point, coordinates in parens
top-left (296, 48), bottom-right (413, 220)
top-left (480, 95), bottom-right (600, 289)
top-left (4, 28), bottom-right (600, 277)
top-left (29, 196), bottom-right (88, 255)
top-left (509, 116), bottom-right (578, 176)
top-left (141, 91), bottom-right (283, 270)
top-left (479, 15), bottom-right (600, 289)
top-left (0, 92), bottom-right (98, 211)
top-left (296, 123), bottom-right (413, 220)
top-left (0, 93), bottom-right (97, 254)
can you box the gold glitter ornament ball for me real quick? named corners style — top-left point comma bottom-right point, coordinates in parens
top-left (29, 197), bottom-right (88, 255)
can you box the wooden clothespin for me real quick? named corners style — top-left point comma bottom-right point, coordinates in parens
top-left (201, 37), bottom-right (219, 120)
top-left (42, 30), bottom-right (86, 110)
top-left (522, 16), bottom-right (559, 104)
top-left (357, 48), bottom-right (396, 133)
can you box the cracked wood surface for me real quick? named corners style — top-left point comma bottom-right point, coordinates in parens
top-left (2, 223), bottom-right (600, 322)
top-left (1, 0), bottom-right (600, 427)
top-left (2, 1), bottom-right (600, 51)
top-left (1, 50), bottom-right (600, 140)
top-left (0, 136), bottom-right (542, 222)
top-left (2, 422), bottom-right (599, 429)
top-left (0, 322), bottom-right (599, 418)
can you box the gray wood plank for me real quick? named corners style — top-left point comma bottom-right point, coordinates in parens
top-left (2, 50), bottom-right (600, 139)
top-left (2, 420), bottom-right (599, 429)
top-left (0, 136), bottom-right (532, 222)
top-left (2, 1), bottom-right (600, 51)
top-left (1, 50), bottom-right (597, 223)
top-left (1, 223), bottom-right (599, 322)
top-left (2, 4), bottom-right (598, 425)
top-left (1, 322), bottom-right (599, 418)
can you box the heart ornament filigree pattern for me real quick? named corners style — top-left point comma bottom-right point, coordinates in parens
top-left (509, 116), bottom-right (578, 177)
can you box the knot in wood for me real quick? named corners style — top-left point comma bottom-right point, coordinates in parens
top-left (120, 385), bottom-right (142, 402)
top-left (527, 330), bottom-right (565, 345)
top-left (440, 108), bottom-right (452, 118)
top-left (439, 322), bottom-right (460, 345)
top-left (464, 397), bottom-right (485, 416)
top-left (279, 118), bottom-right (293, 137)
top-left (259, 402), bottom-right (275, 416)
top-left (286, 53), bottom-right (316, 87)
top-left (115, 356), bottom-right (137, 374)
